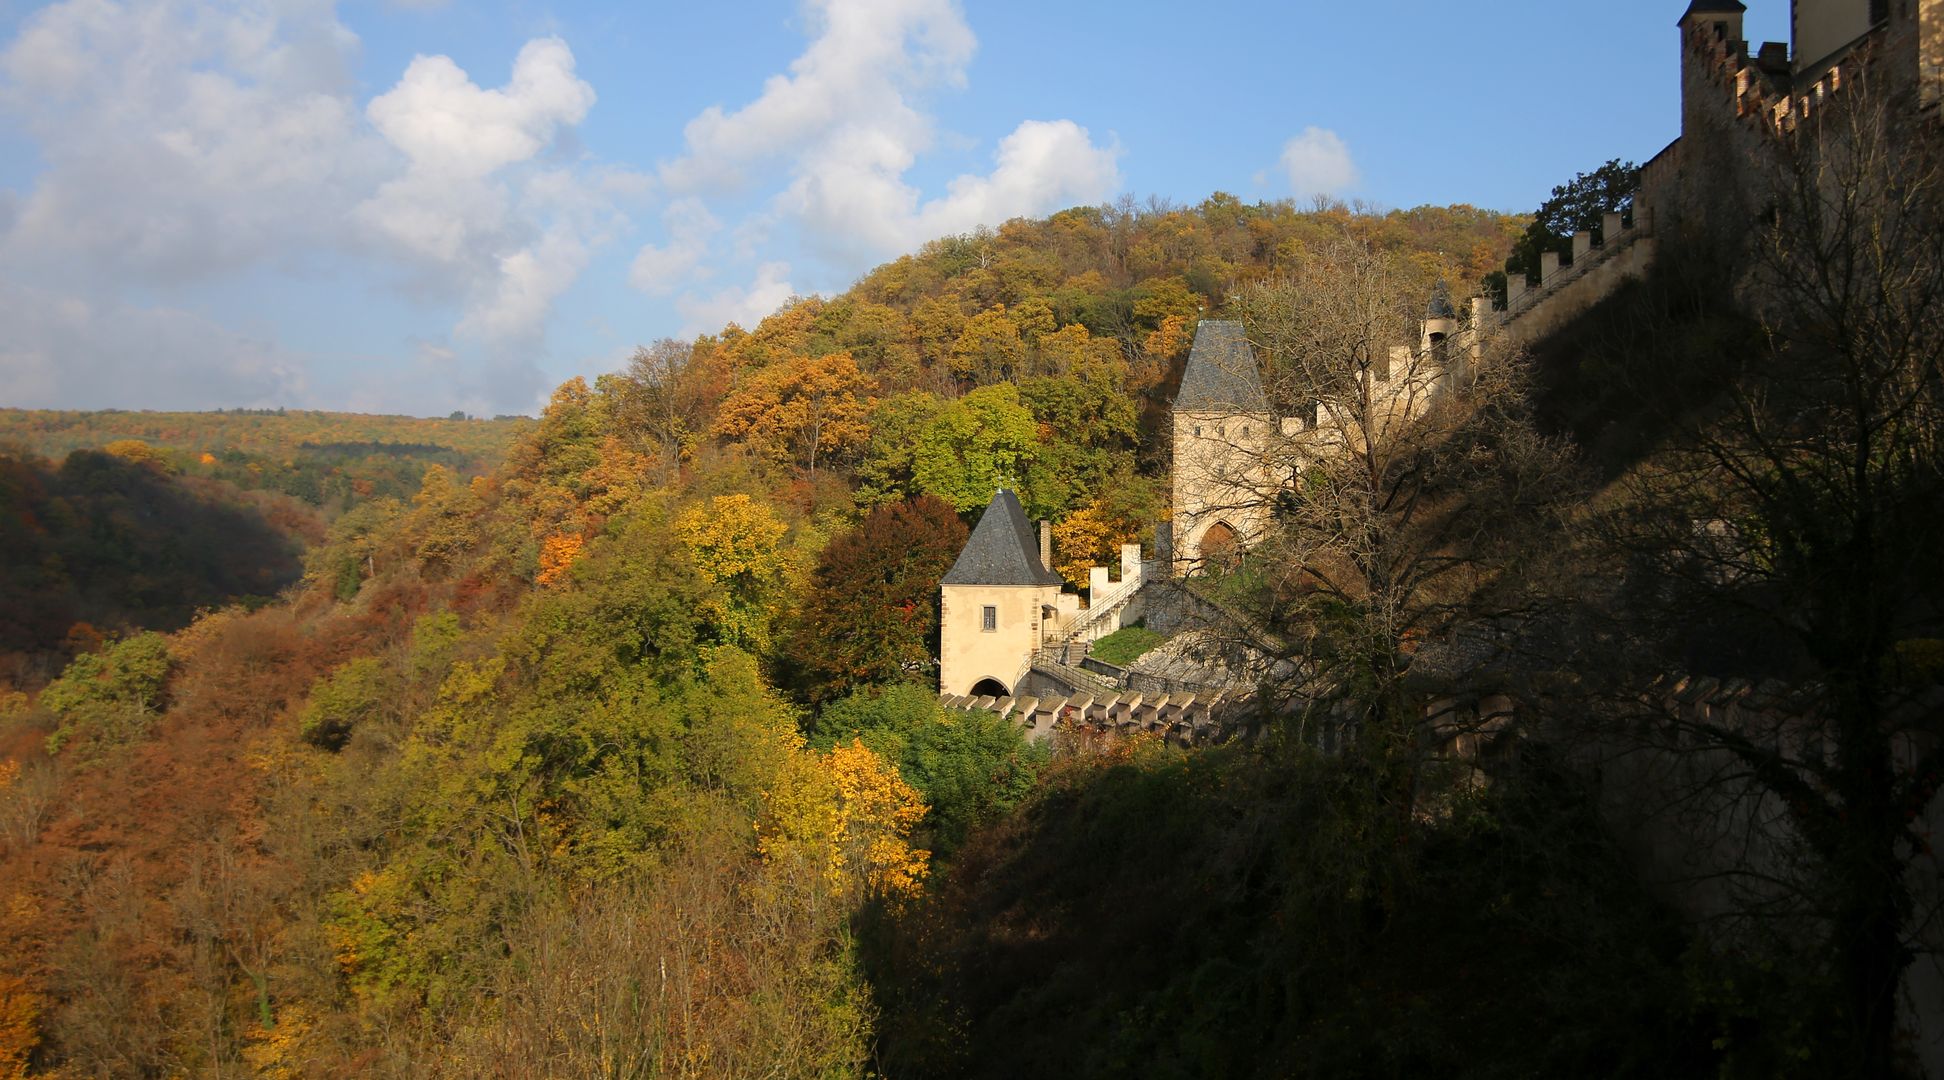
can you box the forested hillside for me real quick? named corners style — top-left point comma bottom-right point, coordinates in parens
top-left (0, 163), bottom-right (1935, 1079)
top-left (0, 195), bottom-right (1529, 1076)
top-left (0, 410), bottom-right (531, 516)
top-left (0, 445), bottom-right (317, 687)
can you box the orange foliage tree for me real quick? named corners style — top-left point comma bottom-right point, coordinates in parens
top-left (712, 352), bottom-right (877, 479)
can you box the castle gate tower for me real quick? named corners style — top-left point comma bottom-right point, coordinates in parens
top-left (1170, 321), bottom-right (1275, 577)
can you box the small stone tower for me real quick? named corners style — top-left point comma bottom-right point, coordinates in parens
top-left (937, 489), bottom-right (1067, 698)
top-left (1170, 321), bottom-right (1274, 577)
top-left (1679, 1), bottom-right (1750, 138)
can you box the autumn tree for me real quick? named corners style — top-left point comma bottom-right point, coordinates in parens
top-left (712, 351), bottom-right (878, 479)
top-left (948, 306), bottom-right (1028, 385)
top-left (676, 494), bottom-right (793, 652)
top-left (1232, 233), bottom-right (1579, 795)
top-left (789, 496), bottom-right (968, 701)
top-left (616, 338), bottom-right (707, 482)
top-left (812, 683), bottom-right (1047, 856)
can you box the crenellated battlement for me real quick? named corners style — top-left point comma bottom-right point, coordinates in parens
top-left (1685, 18), bottom-right (1863, 138)
top-left (1503, 208), bottom-right (1655, 327)
top-left (941, 688), bottom-right (1266, 747)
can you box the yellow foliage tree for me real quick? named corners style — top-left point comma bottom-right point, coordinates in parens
top-left (0, 971), bottom-right (38, 1080)
top-left (574, 435), bottom-right (651, 519)
top-left (1036, 322), bottom-right (1127, 386)
top-left (757, 738), bottom-right (929, 904)
top-left (949, 305), bottom-right (1027, 384)
top-left (1052, 503), bottom-right (1131, 589)
top-left (102, 438), bottom-right (169, 470)
top-left (676, 495), bottom-right (792, 651)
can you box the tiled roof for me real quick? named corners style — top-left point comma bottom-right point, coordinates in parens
top-left (1174, 320), bottom-right (1269, 413)
top-left (941, 489), bottom-right (1064, 587)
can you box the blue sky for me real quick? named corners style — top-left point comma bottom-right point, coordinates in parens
top-left (0, 0), bottom-right (1792, 416)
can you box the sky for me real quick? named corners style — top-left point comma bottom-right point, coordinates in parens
top-left (0, 0), bottom-right (1794, 417)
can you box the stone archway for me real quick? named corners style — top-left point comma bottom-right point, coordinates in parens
top-left (1198, 520), bottom-right (1239, 569)
top-left (969, 677), bottom-right (1010, 699)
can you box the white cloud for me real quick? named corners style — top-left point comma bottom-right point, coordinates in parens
top-left (778, 117), bottom-right (1118, 265)
top-left (366, 38), bottom-right (594, 182)
top-left (0, 0), bottom-right (376, 283)
top-left (458, 226), bottom-right (589, 344)
top-left (0, 0), bottom-right (634, 412)
top-left (1278, 127), bottom-right (1359, 200)
top-left (357, 38), bottom-right (599, 269)
top-left (0, 278), bottom-right (308, 410)
top-left (629, 197), bottom-right (720, 295)
top-left (659, 0), bottom-right (974, 194)
top-left (643, 0), bottom-right (1119, 316)
top-left (675, 262), bottom-right (796, 336)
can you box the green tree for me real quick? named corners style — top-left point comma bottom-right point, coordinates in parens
top-left (856, 391), bottom-right (946, 507)
top-left (812, 683), bottom-right (1047, 856)
top-left (42, 631), bottom-right (174, 753)
top-left (910, 384), bottom-right (1041, 513)
top-left (1499, 159), bottom-right (1639, 295)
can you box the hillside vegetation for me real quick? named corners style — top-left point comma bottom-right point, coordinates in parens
top-left (1, 153), bottom-right (1935, 1080)
top-left (0, 195), bottom-right (1530, 1077)
top-left (0, 409), bottom-right (531, 517)
top-left (0, 446), bottom-right (317, 687)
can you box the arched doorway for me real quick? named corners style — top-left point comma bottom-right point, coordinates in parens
top-left (1198, 520), bottom-right (1239, 570)
top-left (970, 678), bottom-right (1010, 699)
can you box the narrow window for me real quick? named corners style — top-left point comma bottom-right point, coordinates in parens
top-left (982, 605), bottom-right (997, 632)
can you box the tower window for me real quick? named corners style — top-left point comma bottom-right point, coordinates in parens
top-left (982, 605), bottom-right (997, 632)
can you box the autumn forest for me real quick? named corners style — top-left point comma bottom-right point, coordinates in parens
top-left (1, 157), bottom-right (1941, 1080)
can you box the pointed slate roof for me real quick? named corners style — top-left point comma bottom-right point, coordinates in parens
top-left (1174, 320), bottom-right (1269, 413)
top-left (1426, 281), bottom-right (1457, 319)
top-left (941, 489), bottom-right (1064, 587)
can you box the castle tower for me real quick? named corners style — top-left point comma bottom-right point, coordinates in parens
top-left (938, 489), bottom-right (1066, 698)
top-left (1680, 1), bottom-right (1750, 141)
top-left (1420, 282), bottom-right (1474, 400)
top-left (1171, 321), bottom-right (1274, 578)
